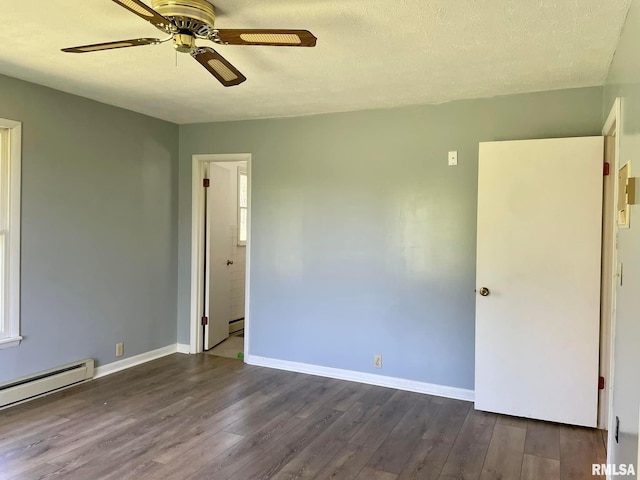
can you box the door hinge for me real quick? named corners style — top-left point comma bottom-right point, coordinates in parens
top-left (201, 316), bottom-right (209, 326)
top-left (599, 376), bottom-right (605, 390)
top-left (604, 163), bottom-right (610, 176)
top-left (203, 178), bottom-right (210, 188)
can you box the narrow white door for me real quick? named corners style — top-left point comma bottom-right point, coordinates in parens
top-left (475, 137), bottom-right (603, 427)
top-left (205, 164), bottom-right (232, 350)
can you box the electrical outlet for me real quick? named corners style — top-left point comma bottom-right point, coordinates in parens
top-left (448, 151), bottom-right (458, 166)
top-left (374, 355), bottom-right (382, 369)
top-left (115, 343), bottom-right (124, 357)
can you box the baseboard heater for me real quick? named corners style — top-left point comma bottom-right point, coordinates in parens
top-left (229, 318), bottom-right (245, 335)
top-left (0, 359), bottom-right (95, 409)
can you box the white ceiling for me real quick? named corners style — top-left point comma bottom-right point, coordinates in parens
top-left (0, 0), bottom-right (632, 124)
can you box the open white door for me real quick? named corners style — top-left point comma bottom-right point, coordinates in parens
top-left (475, 137), bottom-right (603, 427)
top-left (205, 163), bottom-right (232, 350)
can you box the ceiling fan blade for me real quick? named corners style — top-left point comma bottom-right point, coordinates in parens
top-left (62, 38), bottom-right (162, 53)
top-left (191, 47), bottom-right (247, 87)
top-left (214, 29), bottom-right (317, 47)
top-left (111, 0), bottom-right (174, 33)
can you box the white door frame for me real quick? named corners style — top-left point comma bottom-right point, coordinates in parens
top-left (602, 98), bottom-right (621, 457)
top-left (190, 153), bottom-right (252, 356)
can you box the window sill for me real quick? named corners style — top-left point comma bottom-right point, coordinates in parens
top-left (0, 336), bottom-right (22, 349)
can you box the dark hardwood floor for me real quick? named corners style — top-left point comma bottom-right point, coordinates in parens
top-left (0, 354), bottom-right (606, 479)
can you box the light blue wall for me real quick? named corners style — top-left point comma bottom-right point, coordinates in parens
top-left (0, 65), bottom-right (613, 401)
top-left (0, 74), bottom-right (179, 384)
top-left (604, 0), bottom-right (640, 474)
top-left (178, 87), bottom-right (603, 389)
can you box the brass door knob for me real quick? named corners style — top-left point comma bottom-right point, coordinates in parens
top-left (479, 287), bottom-right (490, 297)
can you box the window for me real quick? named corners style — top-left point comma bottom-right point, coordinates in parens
top-left (0, 118), bottom-right (21, 349)
top-left (238, 167), bottom-right (248, 246)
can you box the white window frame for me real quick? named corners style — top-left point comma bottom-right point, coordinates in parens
top-left (237, 166), bottom-right (248, 246)
top-left (0, 118), bottom-right (22, 349)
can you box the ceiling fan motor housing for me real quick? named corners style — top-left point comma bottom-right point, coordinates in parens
top-left (151, 0), bottom-right (216, 38)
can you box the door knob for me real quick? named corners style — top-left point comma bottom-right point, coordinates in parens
top-left (479, 287), bottom-right (490, 297)
top-left (226, 260), bottom-right (234, 266)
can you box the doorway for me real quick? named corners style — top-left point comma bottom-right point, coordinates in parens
top-left (205, 161), bottom-right (248, 357)
top-left (189, 154), bottom-right (252, 359)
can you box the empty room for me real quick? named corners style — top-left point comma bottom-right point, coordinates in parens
top-left (1, 1), bottom-right (640, 479)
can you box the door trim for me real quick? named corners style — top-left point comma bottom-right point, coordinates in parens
top-left (602, 98), bottom-right (621, 457)
top-left (190, 153), bottom-right (252, 356)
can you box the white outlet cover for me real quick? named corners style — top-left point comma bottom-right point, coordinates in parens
top-left (448, 151), bottom-right (458, 166)
top-left (374, 355), bottom-right (382, 368)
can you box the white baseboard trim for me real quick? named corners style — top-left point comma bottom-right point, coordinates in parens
top-left (245, 355), bottom-right (475, 402)
top-left (177, 343), bottom-right (191, 354)
top-left (94, 344), bottom-right (178, 379)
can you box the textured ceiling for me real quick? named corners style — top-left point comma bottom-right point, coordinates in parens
top-left (0, 0), bottom-right (632, 124)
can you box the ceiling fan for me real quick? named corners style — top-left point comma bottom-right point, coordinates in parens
top-left (62, 0), bottom-right (317, 87)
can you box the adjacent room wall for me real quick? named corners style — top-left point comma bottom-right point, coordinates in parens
top-left (603, 0), bottom-right (640, 471)
top-left (178, 86), bottom-right (603, 390)
top-left (0, 74), bottom-right (179, 384)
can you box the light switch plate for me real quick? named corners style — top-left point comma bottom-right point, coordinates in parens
top-left (448, 151), bottom-right (458, 166)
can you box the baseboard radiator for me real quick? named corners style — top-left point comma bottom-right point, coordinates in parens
top-left (0, 359), bottom-right (95, 409)
top-left (229, 318), bottom-right (245, 335)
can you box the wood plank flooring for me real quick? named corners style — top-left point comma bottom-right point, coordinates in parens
top-left (0, 354), bottom-right (606, 480)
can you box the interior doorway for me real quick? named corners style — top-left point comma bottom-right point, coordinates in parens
top-left (204, 161), bottom-right (248, 357)
top-left (189, 154), bottom-right (252, 359)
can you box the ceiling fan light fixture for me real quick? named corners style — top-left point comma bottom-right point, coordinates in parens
top-left (173, 33), bottom-right (196, 52)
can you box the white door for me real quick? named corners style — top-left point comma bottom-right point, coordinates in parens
top-left (205, 164), bottom-right (232, 350)
top-left (475, 137), bottom-right (603, 427)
